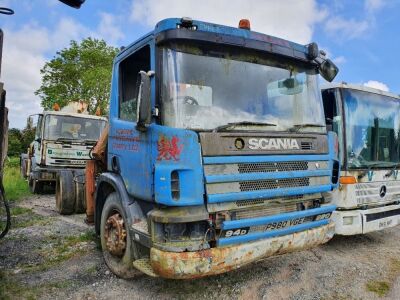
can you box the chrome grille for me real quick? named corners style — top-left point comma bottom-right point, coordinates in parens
top-left (239, 177), bottom-right (310, 192)
top-left (238, 161), bottom-right (308, 173)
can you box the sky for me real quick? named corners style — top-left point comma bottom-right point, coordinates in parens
top-left (1, 0), bottom-right (399, 128)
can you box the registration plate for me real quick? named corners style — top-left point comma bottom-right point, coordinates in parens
top-left (266, 213), bottom-right (331, 231)
top-left (220, 212), bottom-right (331, 237)
top-left (379, 219), bottom-right (394, 229)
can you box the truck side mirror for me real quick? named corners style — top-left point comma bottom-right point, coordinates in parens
top-left (319, 59), bottom-right (338, 82)
top-left (136, 71), bottom-right (151, 132)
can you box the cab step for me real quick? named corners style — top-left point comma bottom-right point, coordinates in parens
top-left (133, 258), bottom-right (158, 277)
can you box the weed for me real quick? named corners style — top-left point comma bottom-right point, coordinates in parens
top-left (0, 270), bottom-right (39, 299)
top-left (366, 281), bottom-right (390, 297)
top-left (23, 230), bottom-right (96, 273)
top-left (85, 265), bottom-right (97, 275)
top-left (366, 259), bottom-right (400, 297)
top-left (3, 158), bottom-right (32, 202)
top-left (12, 213), bottom-right (51, 228)
top-left (11, 206), bottom-right (32, 216)
top-left (0, 269), bottom-right (74, 299)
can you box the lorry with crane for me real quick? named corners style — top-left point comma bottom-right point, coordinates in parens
top-left (80, 17), bottom-right (341, 279)
top-left (20, 103), bottom-right (107, 214)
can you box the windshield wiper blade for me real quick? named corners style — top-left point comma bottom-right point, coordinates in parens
top-left (213, 121), bottom-right (277, 132)
top-left (289, 123), bottom-right (325, 132)
top-left (56, 137), bottom-right (75, 142)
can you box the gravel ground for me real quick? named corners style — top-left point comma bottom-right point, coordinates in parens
top-left (1, 195), bottom-right (400, 300)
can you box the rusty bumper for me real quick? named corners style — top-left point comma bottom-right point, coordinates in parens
top-left (150, 222), bottom-right (335, 279)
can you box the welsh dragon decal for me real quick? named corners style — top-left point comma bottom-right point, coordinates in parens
top-left (157, 135), bottom-right (183, 161)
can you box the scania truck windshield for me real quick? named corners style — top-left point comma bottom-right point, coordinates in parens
top-left (162, 47), bottom-right (325, 133)
top-left (322, 83), bottom-right (400, 235)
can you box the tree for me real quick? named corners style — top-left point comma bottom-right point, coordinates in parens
top-left (7, 128), bottom-right (22, 157)
top-left (35, 38), bottom-right (119, 114)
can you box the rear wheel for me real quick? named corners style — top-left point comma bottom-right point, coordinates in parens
top-left (100, 192), bottom-right (142, 279)
top-left (74, 178), bottom-right (86, 214)
top-left (56, 170), bottom-right (75, 215)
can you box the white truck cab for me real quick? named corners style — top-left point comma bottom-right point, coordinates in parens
top-left (22, 106), bottom-right (107, 196)
top-left (322, 83), bottom-right (400, 235)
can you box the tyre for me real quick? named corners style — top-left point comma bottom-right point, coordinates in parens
top-left (29, 177), bottom-right (43, 194)
top-left (56, 170), bottom-right (75, 215)
top-left (20, 155), bottom-right (28, 179)
top-left (100, 192), bottom-right (142, 279)
top-left (74, 177), bottom-right (86, 214)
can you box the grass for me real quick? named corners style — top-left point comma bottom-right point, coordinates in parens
top-left (366, 281), bottom-right (390, 297)
top-left (12, 213), bottom-right (51, 229)
top-left (10, 206), bottom-right (32, 216)
top-left (0, 270), bottom-right (74, 300)
top-left (366, 258), bottom-right (400, 297)
top-left (23, 229), bottom-right (97, 273)
top-left (3, 157), bottom-right (31, 202)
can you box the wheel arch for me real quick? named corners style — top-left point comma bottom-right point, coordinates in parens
top-left (95, 173), bottom-right (145, 235)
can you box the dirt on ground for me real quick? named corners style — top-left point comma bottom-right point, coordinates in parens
top-left (1, 194), bottom-right (400, 300)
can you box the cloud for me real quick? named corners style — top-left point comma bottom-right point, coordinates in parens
top-left (2, 24), bottom-right (48, 129)
top-left (130, 0), bottom-right (327, 44)
top-left (332, 55), bottom-right (346, 64)
top-left (2, 19), bottom-right (92, 129)
top-left (363, 80), bottom-right (389, 92)
top-left (97, 12), bottom-right (125, 45)
top-left (2, 12), bottom-right (125, 129)
top-left (324, 17), bottom-right (369, 40)
top-left (324, 0), bottom-right (388, 41)
top-left (365, 0), bottom-right (386, 13)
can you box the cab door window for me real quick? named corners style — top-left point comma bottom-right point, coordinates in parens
top-left (119, 45), bottom-right (151, 122)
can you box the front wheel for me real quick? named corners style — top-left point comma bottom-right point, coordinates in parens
top-left (29, 178), bottom-right (43, 194)
top-left (100, 192), bottom-right (142, 279)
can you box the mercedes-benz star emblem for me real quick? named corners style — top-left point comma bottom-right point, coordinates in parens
top-left (379, 185), bottom-right (387, 198)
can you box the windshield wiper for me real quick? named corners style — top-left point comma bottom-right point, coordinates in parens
top-left (56, 137), bottom-right (85, 144)
top-left (213, 121), bottom-right (277, 132)
top-left (56, 137), bottom-right (75, 142)
top-left (356, 162), bottom-right (394, 179)
top-left (289, 123), bottom-right (325, 132)
top-left (385, 163), bottom-right (400, 178)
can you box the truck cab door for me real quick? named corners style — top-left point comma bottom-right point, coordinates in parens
top-left (32, 114), bottom-right (43, 167)
top-left (108, 44), bottom-right (154, 201)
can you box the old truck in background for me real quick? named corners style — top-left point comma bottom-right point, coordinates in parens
top-left (21, 104), bottom-right (107, 214)
top-left (84, 17), bottom-right (341, 279)
top-left (322, 83), bottom-right (400, 235)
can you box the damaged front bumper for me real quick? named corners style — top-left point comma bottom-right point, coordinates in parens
top-left (147, 222), bottom-right (335, 279)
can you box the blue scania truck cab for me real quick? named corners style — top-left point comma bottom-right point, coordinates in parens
top-left (94, 18), bottom-right (340, 279)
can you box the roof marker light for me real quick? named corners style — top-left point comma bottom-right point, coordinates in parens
top-left (53, 103), bottom-right (60, 111)
top-left (239, 19), bottom-right (251, 30)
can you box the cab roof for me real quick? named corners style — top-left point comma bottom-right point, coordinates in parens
top-left (42, 110), bottom-right (108, 121)
top-left (322, 82), bottom-right (400, 100)
top-left (117, 18), bottom-right (313, 62)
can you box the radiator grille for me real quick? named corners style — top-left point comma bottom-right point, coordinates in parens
top-left (239, 177), bottom-right (310, 192)
top-left (235, 203), bottom-right (298, 219)
top-left (235, 195), bottom-right (304, 207)
top-left (238, 161), bottom-right (308, 173)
